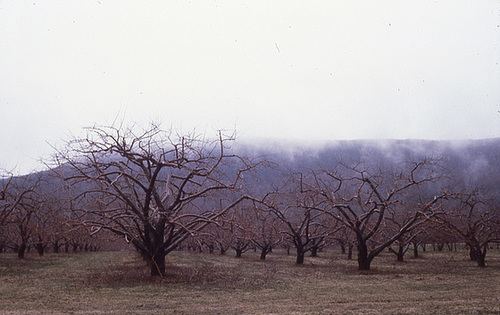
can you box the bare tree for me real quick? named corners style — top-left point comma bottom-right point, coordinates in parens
top-left (245, 204), bottom-right (282, 260)
top-left (225, 206), bottom-right (254, 258)
top-left (1, 173), bottom-right (41, 258)
top-left (1, 173), bottom-right (36, 227)
top-left (311, 160), bottom-right (448, 270)
top-left (258, 178), bottom-right (333, 265)
top-left (54, 123), bottom-right (256, 276)
top-left (434, 191), bottom-right (500, 267)
top-left (383, 204), bottom-right (431, 262)
top-left (334, 225), bottom-right (356, 260)
top-left (197, 221), bottom-right (233, 255)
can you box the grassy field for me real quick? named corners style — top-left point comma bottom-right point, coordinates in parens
top-left (0, 248), bottom-right (499, 314)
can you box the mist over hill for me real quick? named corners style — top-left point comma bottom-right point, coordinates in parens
top-left (236, 138), bottom-right (500, 195)
top-left (5, 138), bottom-right (500, 198)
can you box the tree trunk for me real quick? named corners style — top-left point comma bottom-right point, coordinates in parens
top-left (413, 244), bottom-right (419, 258)
top-left (469, 246), bottom-right (479, 261)
top-left (340, 243), bottom-right (346, 254)
top-left (391, 244), bottom-right (405, 262)
top-left (295, 239), bottom-right (306, 264)
top-left (310, 246), bottom-right (318, 257)
top-left (53, 241), bottom-right (60, 253)
top-left (477, 252), bottom-right (486, 267)
top-left (347, 243), bottom-right (353, 260)
top-left (296, 251), bottom-right (305, 264)
top-left (150, 252), bottom-right (166, 277)
top-left (260, 248), bottom-right (268, 260)
top-left (235, 249), bottom-right (243, 258)
top-left (35, 243), bottom-right (45, 256)
top-left (35, 237), bottom-right (45, 256)
top-left (18, 243), bottom-right (27, 259)
top-left (476, 245), bottom-right (487, 267)
top-left (357, 241), bottom-right (371, 270)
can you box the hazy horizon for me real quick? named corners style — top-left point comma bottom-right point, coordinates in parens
top-left (1, 1), bottom-right (499, 174)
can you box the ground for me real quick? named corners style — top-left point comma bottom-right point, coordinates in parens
top-left (0, 248), bottom-right (499, 314)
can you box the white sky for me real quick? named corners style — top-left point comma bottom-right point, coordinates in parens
top-left (1, 1), bottom-right (500, 174)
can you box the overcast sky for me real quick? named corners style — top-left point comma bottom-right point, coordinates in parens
top-left (1, 1), bottom-right (499, 174)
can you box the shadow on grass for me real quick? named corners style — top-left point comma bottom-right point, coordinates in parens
top-left (82, 254), bottom-right (280, 290)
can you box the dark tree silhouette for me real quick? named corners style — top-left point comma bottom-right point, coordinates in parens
top-left (434, 191), bottom-right (500, 267)
top-left (310, 160), bottom-right (449, 270)
top-left (55, 123), bottom-right (257, 276)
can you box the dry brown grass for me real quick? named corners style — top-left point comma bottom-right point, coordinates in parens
top-left (0, 248), bottom-right (499, 314)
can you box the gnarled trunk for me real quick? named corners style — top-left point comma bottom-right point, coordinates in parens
top-left (259, 244), bottom-right (272, 260)
top-left (294, 239), bottom-right (306, 265)
top-left (235, 248), bottom-right (243, 258)
top-left (469, 245), bottom-right (480, 261)
top-left (477, 251), bottom-right (486, 267)
top-left (296, 251), bottom-right (305, 264)
top-left (150, 252), bottom-right (166, 277)
top-left (389, 244), bottom-right (405, 262)
top-left (476, 245), bottom-right (487, 267)
top-left (357, 240), bottom-right (372, 270)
